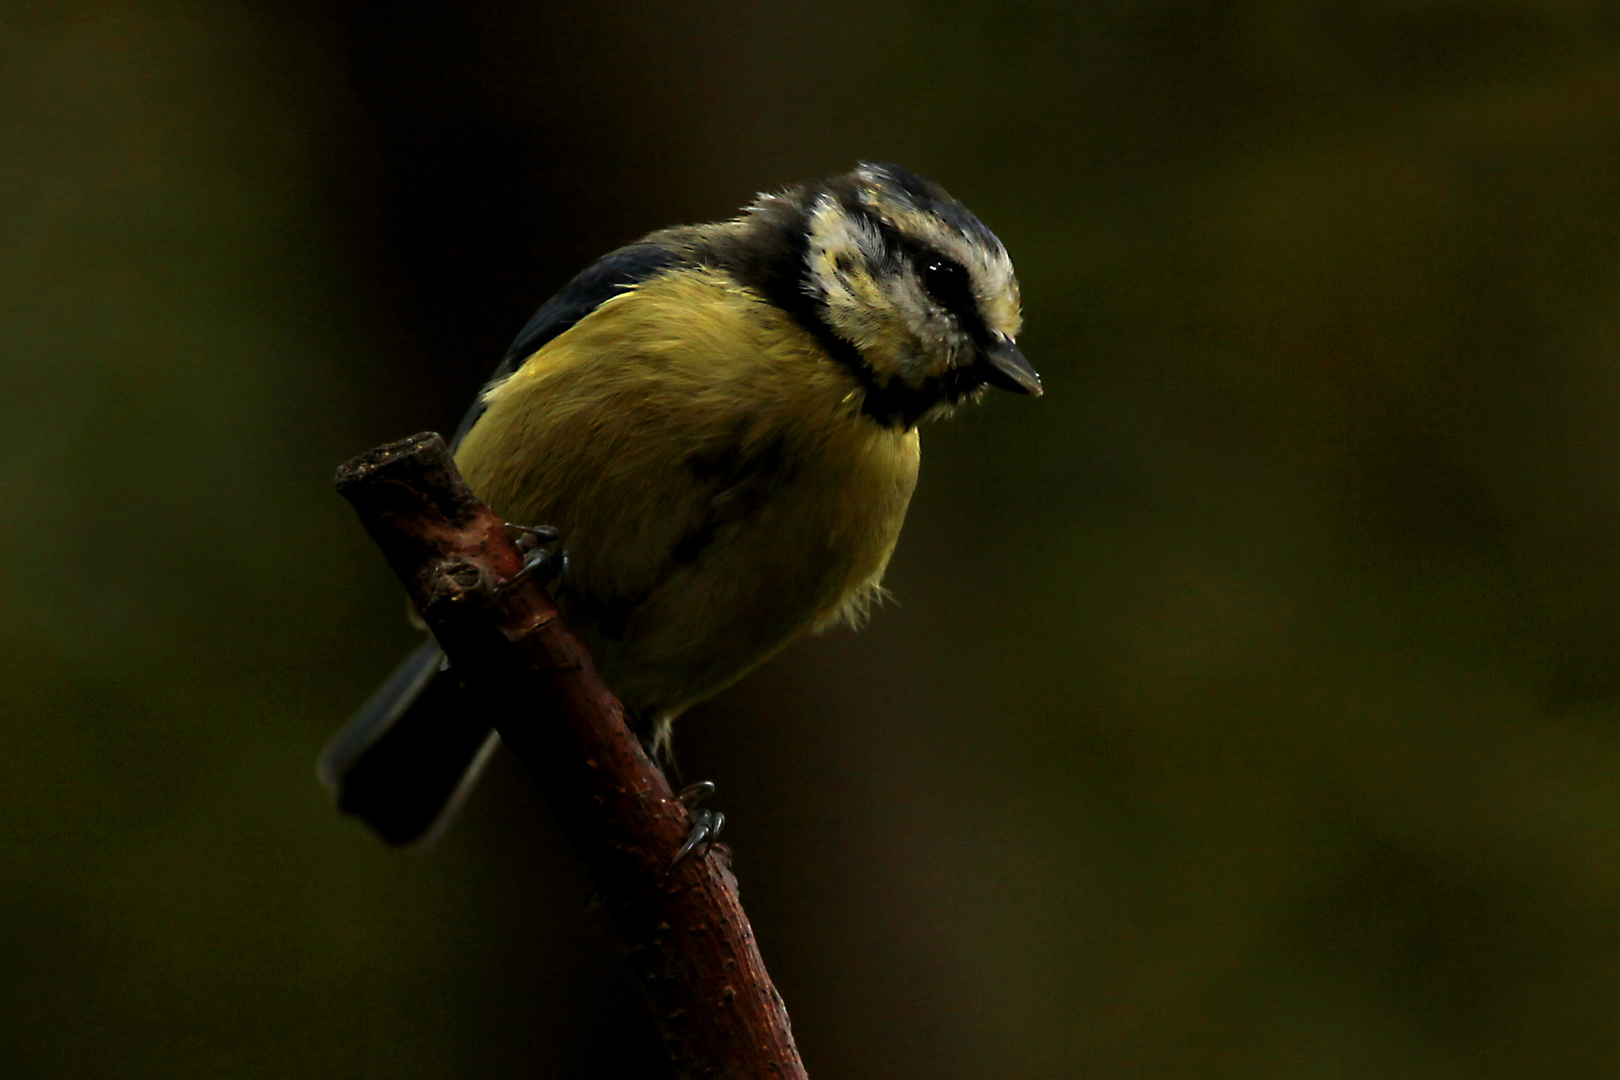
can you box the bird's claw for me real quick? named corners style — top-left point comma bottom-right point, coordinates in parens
top-left (672, 781), bottom-right (724, 866)
top-left (673, 808), bottom-right (725, 866)
top-left (501, 523), bottom-right (568, 591)
top-left (677, 781), bottom-right (716, 808)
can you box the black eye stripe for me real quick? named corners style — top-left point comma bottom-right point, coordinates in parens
top-left (918, 254), bottom-right (994, 345)
top-left (842, 209), bottom-right (994, 342)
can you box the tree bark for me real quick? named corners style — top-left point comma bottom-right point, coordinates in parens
top-left (335, 431), bottom-right (807, 1080)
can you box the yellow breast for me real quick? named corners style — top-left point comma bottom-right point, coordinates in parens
top-left (455, 268), bottom-right (921, 723)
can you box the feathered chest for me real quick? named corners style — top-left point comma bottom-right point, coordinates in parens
top-left (453, 269), bottom-right (921, 712)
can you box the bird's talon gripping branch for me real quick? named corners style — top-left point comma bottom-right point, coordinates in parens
top-left (509, 522), bottom-right (560, 551)
top-left (677, 780), bottom-right (717, 808)
top-left (673, 781), bottom-right (725, 866)
top-left (501, 523), bottom-right (567, 591)
top-left (673, 808), bottom-right (726, 867)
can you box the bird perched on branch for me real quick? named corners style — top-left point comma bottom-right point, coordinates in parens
top-left (321, 163), bottom-right (1041, 845)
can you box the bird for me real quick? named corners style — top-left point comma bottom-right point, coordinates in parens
top-left (320, 162), bottom-right (1041, 846)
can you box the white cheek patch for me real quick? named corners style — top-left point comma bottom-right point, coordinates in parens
top-left (806, 195), bottom-right (893, 346)
top-left (890, 273), bottom-right (952, 344)
top-left (807, 194), bottom-right (881, 274)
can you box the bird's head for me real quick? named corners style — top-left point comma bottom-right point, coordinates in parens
top-left (791, 162), bottom-right (1038, 427)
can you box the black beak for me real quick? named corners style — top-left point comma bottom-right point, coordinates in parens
top-left (978, 337), bottom-right (1043, 396)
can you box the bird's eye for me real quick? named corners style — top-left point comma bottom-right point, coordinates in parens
top-left (920, 257), bottom-right (974, 314)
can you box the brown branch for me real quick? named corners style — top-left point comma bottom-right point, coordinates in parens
top-left (334, 432), bottom-right (807, 1080)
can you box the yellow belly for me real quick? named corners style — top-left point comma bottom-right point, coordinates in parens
top-left (455, 269), bottom-right (920, 725)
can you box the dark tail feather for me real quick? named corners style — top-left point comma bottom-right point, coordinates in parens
top-left (319, 638), bottom-right (497, 846)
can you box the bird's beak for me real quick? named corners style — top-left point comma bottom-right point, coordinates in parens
top-left (978, 337), bottom-right (1043, 396)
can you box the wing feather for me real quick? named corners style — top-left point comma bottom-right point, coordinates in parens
top-left (450, 242), bottom-right (683, 449)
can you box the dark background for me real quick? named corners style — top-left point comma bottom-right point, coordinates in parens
top-left (7, 1), bottom-right (1620, 1076)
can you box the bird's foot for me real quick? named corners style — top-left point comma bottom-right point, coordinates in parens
top-left (501, 523), bottom-right (568, 591)
top-left (673, 781), bottom-right (725, 866)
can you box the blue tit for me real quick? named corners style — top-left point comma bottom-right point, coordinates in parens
top-left (320, 162), bottom-right (1040, 845)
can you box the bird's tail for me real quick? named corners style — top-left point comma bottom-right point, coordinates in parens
top-left (319, 638), bottom-right (498, 846)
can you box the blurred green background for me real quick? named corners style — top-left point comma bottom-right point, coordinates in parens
top-left (6, 1), bottom-right (1620, 1076)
